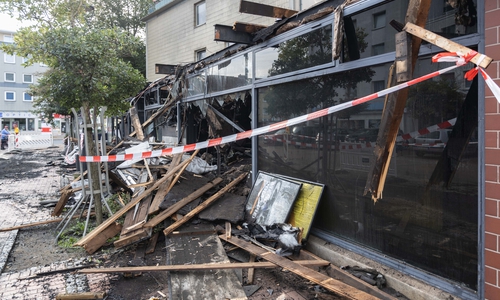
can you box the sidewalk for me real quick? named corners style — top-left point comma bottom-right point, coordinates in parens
top-left (0, 146), bottom-right (114, 299)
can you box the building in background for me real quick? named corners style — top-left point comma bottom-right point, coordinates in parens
top-left (143, 0), bottom-right (323, 81)
top-left (0, 29), bottom-right (48, 133)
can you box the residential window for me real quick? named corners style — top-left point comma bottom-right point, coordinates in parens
top-left (372, 43), bottom-right (385, 56)
top-left (3, 35), bottom-right (13, 43)
top-left (195, 49), bottom-right (206, 61)
top-left (4, 53), bottom-right (15, 64)
top-left (5, 72), bottom-right (15, 82)
top-left (195, 1), bottom-right (206, 26)
top-left (23, 74), bottom-right (33, 83)
top-left (5, 91), bottom-right (15, 101)
top-left (373, 11), bottom-right (386, 29)
top-left (23, 92), bottom-right (32, 101)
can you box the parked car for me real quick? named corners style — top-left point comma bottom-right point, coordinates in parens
top-left (291, 125), bottom-right (320, 145)
top-left (316, 128), bottom-right (353, 143)
top-left (263, 129), bottom-right (287, 145)
top-left (413, 129), bottom-right (451, 157)
top-left (345, 128), bottom-right (379, 143)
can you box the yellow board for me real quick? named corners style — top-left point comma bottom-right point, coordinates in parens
top-left (286, 181), bottom-right (324, 240)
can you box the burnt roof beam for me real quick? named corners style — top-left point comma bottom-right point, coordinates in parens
top-left (214, 24), bottom-right (253, 44)
top-left (239, 0), bottom-right (298, 19)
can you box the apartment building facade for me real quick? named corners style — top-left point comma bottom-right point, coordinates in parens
top-left (141, 0), bottom-right (500, 299)
top-left (143, 0), bottom-right (324, 81)
top-left (0, 29), bottom-right (47, 132)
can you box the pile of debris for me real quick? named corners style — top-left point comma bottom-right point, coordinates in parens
top-left (37, 132), bottom-right (397, 300)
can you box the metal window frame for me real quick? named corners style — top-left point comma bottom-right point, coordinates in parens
top-left (180, 0), bottom-right (484, 296)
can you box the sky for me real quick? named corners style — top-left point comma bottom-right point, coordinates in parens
top-left (0, 12), bottom-right (25, 32)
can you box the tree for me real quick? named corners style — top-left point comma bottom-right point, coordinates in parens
top-left (264, 25), bottom-right (373, 121)
top-left (407, 78), bottom-right (465, 126)
top-left (0, 0), bottom-right (148, 224)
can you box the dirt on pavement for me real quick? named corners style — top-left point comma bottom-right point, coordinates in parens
top-left (0, 147), bottom-right (372, 300)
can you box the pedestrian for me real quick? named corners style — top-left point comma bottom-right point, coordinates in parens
top-left (13, 123), bottom-right (19, 135)
top-left (1, 125), bottom-right (10, 150)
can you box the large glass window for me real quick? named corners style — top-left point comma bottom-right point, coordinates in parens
top-left (255, 25), bottom-right (333, 80)
top-left (207, 53), bottom-right (252, 93)
top-left (257, 56), bottom-right (478, 289)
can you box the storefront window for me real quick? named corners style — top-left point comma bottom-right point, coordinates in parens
top-left (255, 25), bottom-right (333, 80)
top-left (207, 53), bottom-right (252, 93)
top-left (257, 56), bottom-right (478, 289)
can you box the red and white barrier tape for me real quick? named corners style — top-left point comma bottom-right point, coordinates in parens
top-left (80, 51), bottom-right (490, 163)
top-left (396, 118), bottom-right (456, 142)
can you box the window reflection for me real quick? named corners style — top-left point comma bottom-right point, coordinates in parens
top-left (255, 25), bottom-right (333, 79)
top-left (207, 54), bottom-right (252, 93)
top-left (257, 56), bottom-right (478, 289)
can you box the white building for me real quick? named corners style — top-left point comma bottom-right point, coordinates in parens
top-left (0, 29), bottom-right (48, 132)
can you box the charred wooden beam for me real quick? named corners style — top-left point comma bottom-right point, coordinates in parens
top-left (214, 24), bottom-right (253, 44)
top-left (364, 0), bottom-right (432, 202)
top-left (220, 235), bottom-right (384, 300)
top-left (239, 0), bottom-right (297, 18)
top-left (233, 21), bottom-right (267, 34)
top-left (129, 107), bottom-right (145, 141)
top-left (74, 151), bottom-right (198, 248)
top-left (404, 22), bottom-right (492, 68)
top-left (77, 260), bottom-right (330, 274)
top-left (163, 172), bottom-right (248, 236)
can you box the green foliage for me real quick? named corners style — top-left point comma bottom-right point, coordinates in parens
top-left (0, 0), bottom-right (149, 119)
top-left (407, 78), bottom-right (465, 125)
top-left (57, 221), bottom-right (94, 248)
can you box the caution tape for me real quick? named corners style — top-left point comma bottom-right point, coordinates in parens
top-left (80, 51), bottom-right (487, 163)
top-left (396, 118), bottom-right (456, 142)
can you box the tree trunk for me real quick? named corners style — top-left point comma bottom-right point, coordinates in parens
top-left (83, 102), bottom-right (103, 225)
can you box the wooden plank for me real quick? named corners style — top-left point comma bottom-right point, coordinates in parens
top-left (247, 254), bottom-right (256, 284)
top-left (74, 151), bottom-right (198, 247)
top-left (55, 292), bottom-right (106, 300)
top-left (114, 227), bottom-right (152, 249)
top-left (121, 171), bottom-right (149, 236)
top-left (404, 22), bottom-right (492, 69)
top-left (51, 190), bottom-right (72, 217)
top-left (0, 213), bottom-right (94, 232)
top-left (233, 21), bottom-right (267, 34)
top-left (77, 260), bottom-right (330, 274)
top-left (219, 235), bottom-right (379, 300)
top-left (149, 154), bottom-right (183, 214)
top-left (83, 222), bottom-right (122, 255)
top-left (129, 106), bottom-right (145, 141)
top-left (121, 194), bottom-right (152, 236)
top-left (163, 172), bottom-right (248, 236)
top-left (145, 232), bottom-right (159, 254)
top-left (365, 0), bottom-right (432, 202)
top-left (144, 177), bottom-right (223, 228)
top-left (239, 0), bottom-right (297, 18)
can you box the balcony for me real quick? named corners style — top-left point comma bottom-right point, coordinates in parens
top-left (148, 0), bottom-right (175, 14)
